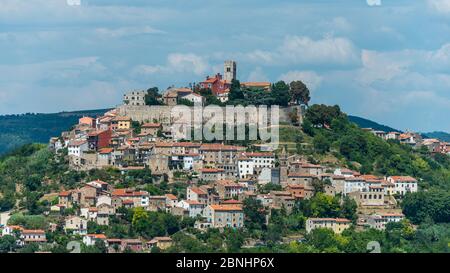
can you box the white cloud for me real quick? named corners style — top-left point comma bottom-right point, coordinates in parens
top-left (366, 0), bottom-right (382, 7)
top-left (95, 26), bottom-right (164, 38)
top-left (358, 43), bottom-right (450, 87)
top-left (358, 50), bottom-right (409, 86)
top-left (247, 67), bottom-right (269, 82)
top-left (0, 0), bottom-right (177, 26)
top-left (168, 54), bottom-right (209, 75)
top-left (278, 71), bottom-right (323, 90)
top-left (244, 35), bottom-right (360, 67)
top-left (0, 57), bottom-right (125, 114)
top-left (0, 57), bottom-right (105, 84)
top-left (428, 43), bottom-right (450, 68)
top-left (133, 53), bottom-right (209, 77)
top-left (428, 0), bottom-right (450, 14)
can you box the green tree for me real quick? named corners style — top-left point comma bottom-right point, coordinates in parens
top-left (271, 81), bottom-right (290, 106)
top-left (401, 189), bottom-right (450, 224)
top-left (340, 196), bottom-right (358, 221)
top-left (313, 133), bottom-right (331, 154)
top-left (243, 198), bottom-right (267, 230)
top-left (145, 87), bottom-right (162, 105)
top-left (228, 79), bottom-right (245, 102)
top-left (289, 80), bottom-right (310, 105)
top-left (305, 104), bottom-right (344, 127)
top-left (0, 235), bottom-right (17, 253)
top-left (306, 228), bottom-right (341, 252)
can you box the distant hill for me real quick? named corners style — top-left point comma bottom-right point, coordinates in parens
top-left (421, 131), bottom-right (450, 142)
top-left (348, 115), bottom-right (401, 133)
top-left (0, 109), bottom-right (110, 155)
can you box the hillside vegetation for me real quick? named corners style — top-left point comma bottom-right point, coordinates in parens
top-left (1, 104), bottom-right (449, 252)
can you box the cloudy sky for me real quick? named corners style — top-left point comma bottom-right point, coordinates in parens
top-left (1, 0), bottom-right (450, 132)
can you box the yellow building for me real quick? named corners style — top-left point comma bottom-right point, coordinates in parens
top-left (147, 237), bottom-right (173, 250)
top-left (113, 116), bottom-right (132, 130)
top-left (203, 204), bottom-right (244, 228)
top-left (306, 218), bottom-right (351, 234)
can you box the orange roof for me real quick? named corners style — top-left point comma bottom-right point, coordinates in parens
top-left (155, 142), bottom-right (174, 147)
top-left (308, 218), bottom-right (351, 223)
top-left (185, 200), bottom-right (203, 205)
top-left (88, 130), bottom-right (109, 137)
top-left (200, 143), bottom-right (245, 151)
top-left (389, 176), bottom-right (417, 182)
top-left (209, 205), bottom-right (243, 211)
top-left (288, 173), bottom-right (317, 178)
top-left (202, 77), bottom-right (219, 84)
top-left (174, 142), bottom-right (202, 147)
top-left (291, 162), bottom-right (323, 168)
top-left (90, 179), bottom-right (109, 185)
top-left (86, 234), bottom-right (107, 239)
top-left (68, 140), bottom-right (87, 146)
top-left (142, 123), bottom-right (161, 128)
top-left (99, 148), bottom-right (113, 154)
top-left (216, 180), bottom-right (241, 187)
top-left (379, 213), bottom-right (404, 217)
top-left (113, 116), bottom-right (131, 122)
top-left (8, 225), bottom-right (24, 231)
top-left (339, 168), bottom-right (355, 173)
top-left (22, 229), bottom-right (46, 234)
top-left (241, 82), bottom-right (271, 87)
top-left (112, 188), bottom-right (148, 197)
top-left (174, 87), bottom-right (193, 92)
top-left (200, 168), bottom-right (224, 173)
top-left (244, 152), bottom-right (274, 157)
top-left (359, 175), bottom-right (381, 180)
top-left (221, 200), bottom-right (243, 205)
top-left (345, 177), bottom-right (365, 181)
top-left (189, 187), bottom-right (207, 195)
top-left (79, 116), bottom-right (94, 124)
top-left (59, 190), bottom-right (71, 197)
top-left (287, 184), bottom-right (305, 189)
top-left (165, 194), bottom-right (178, 200)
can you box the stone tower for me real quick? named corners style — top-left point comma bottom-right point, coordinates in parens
top-left (224, 60), bottom-right (237, 82)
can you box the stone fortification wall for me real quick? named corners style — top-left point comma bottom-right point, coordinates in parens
top-left (117, 104), bottom-right (303, 125)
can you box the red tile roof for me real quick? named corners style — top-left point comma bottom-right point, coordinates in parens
top-left (200, 168), bottom-right (224, 173)
top-left (389, 176), bottom-right (417, 182)
top-left (22, 229), bottom-right (46, 234)
top-left (189, 187), bottom-right (207, 195)
top-left (86, 234), bottom-right (107, 239)
top-left (59, 191), bottom-right (71, 197)
top-left (99, 148), bottom-right (113, 154)
top-left (165, 194), bottom-right (178, 200)
top-left (288, 173), bottom-right (317, 178)
top-left (142, 123), bottom-right (161, 128)
top-left (112, 188), bottom-right (148, 197)
top-left (209, 205), bottom-right (243, 211)
top-left (200, 143), bottom-right (245, 151)
top-left (308, 218), bottom-right (351, 223)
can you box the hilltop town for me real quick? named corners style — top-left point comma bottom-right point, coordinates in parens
top-left (0, 61), bottom-right (448, 253)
